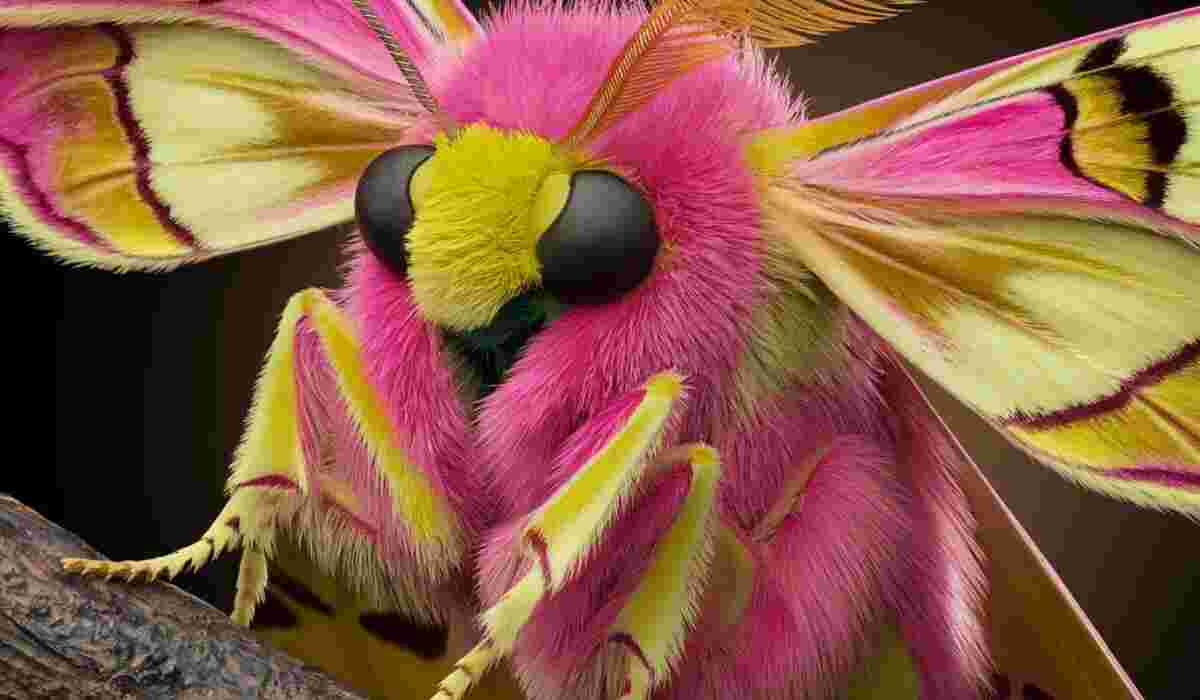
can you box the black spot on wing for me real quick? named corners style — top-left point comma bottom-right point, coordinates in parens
top-left (270, 568), bottom-right (335, 616)
top-left (250, 591), bottom-right (299, 629)
top-left (1047, 85), bottom-right (1082, 177)
top-left (1051, 34), bottom-right (1188, 208)
top-left (1076, 37), bottom-right (1126, 73)
top-left (1110, 65), bottom-right (1188, 207)
top-left (359, 611), bottom-right (449, 659)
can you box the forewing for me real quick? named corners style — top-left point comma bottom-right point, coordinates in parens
top-left (0, 0), bottom-right (481, 82)
top-left (752, 6), bottom-right (1200, 165)
top-left (844, 371), bottom-right (1141, 700)
top-left (0, 1), bottom-right (482, 270)
top-left (758, 9), bottom-right (1200, 512)
top-left (253, 541), bottom-right (527, 700)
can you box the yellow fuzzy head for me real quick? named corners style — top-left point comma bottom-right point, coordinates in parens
top-left (407, 124), bottom-right (583, 331)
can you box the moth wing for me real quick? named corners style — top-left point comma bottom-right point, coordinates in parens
top-left (907, 367), bottom-right (1140, 699)
top-left (846, 366), bottom-right (1140, 699)
top-left (253, 540), bottom-right (527, 700)
top-left (0, 1), bottom-right (481, 86)
top-left (759, 8), bottom-right (1200, 512)
top-left (752, 6), bottom-right (1198, 166)
top-left (0, 1), bottom-right (481, 270)
top-left (842, 452), bottom-right (1140, 700)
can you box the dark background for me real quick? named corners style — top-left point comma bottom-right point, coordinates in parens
top-left (11, 1), bottom-right (1197, 697)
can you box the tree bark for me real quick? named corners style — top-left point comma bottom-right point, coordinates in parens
top-left (0, 494), bottom-right (367, 700)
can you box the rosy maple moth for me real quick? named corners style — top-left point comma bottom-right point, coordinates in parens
top-left (3, 1), bottom-right (1198, 698)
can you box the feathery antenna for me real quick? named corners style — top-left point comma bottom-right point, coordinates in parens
top-left (350, 0), bottom-right (455, 127)
top-left (565, 0), bottom-right (917, 147)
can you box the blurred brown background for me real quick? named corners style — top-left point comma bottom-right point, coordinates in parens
top-left (11, 1), bottom-right (1197, 698)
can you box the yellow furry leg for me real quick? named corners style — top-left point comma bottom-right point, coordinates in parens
top-left (232, 546), bottom-right (270, 626)
top-left (62, 490), bottom-right (247, 582)
top-left (63, 287), bottom-right (465, 627)
top-left (59, 290), bottom-right (326, 625)
top-left (609, 444), bottom-right (721, 700)
top-left (432, 639), bottom-right (501, 700)
top-left (62, 482), bottom-right (284, 625)
top-left (432, 372), bottom-right (686, 699)
top-left (615, 655), bottom-right (653, 700)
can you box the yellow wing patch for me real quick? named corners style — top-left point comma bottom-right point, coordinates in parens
top-left (1047, 31), bottom-right (1196, 216)
top-left (770, 187), bottom-right (1200, 512)
top-left (0, 27), bottom-right (192, 265)
top-left (279, 290), bottom-right (466, 572)
top-left (1008, 351), bottom-right (1200, 470)
top-left (0, 24), bottom-right (407, 270)
top-left (255, 542), bottom-right (526, 700)
top-left (759, 9), bottom-right (1200, 514)
top-left (755, 11), bottom-right (1200, 225)
top-left (411, 0), bottom-right (482, 44)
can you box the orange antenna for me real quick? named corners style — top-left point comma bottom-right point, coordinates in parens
top-left (564, 0), bottom-right (917, 148)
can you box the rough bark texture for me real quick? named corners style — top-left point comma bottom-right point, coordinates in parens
top-left (0, 494), bottom-right (367, 700)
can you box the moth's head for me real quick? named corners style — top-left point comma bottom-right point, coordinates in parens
top-left (355, 123), bottom-right (658, 332)
top-left (351, 1), bottom-right (802, 398)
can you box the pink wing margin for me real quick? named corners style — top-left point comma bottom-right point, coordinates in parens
top-left (786, 6), bottom-right (1200, 239)
top-left (0, 0), bottom-right (482, 88)
top-left (763, 6), bottom-right (1200, 509)
top-left (795, 6), bottom-right (1200, 150)
top-left (0, 0), bottom-right (483, 269)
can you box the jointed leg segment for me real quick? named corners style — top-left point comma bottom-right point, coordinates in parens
top-left (62, 288), bottom-right (463, 627)
top-left (434, 373), bottom-right (721, 700)
top-left (62, 466), bottom-right (296, 624)
top-left (607, 444), bottom-right (720, 700)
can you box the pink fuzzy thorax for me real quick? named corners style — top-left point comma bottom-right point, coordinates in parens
top-left (440, 1), bottom-right (797, 519)
top-left (337, 1), bottom-right (988, 698)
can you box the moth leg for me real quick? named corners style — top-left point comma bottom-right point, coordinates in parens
top-left (61, 483), bottom-right (275, 600)
top-left (433, 372), bottom-right (687, 700)
top-left (749, 440), bottom-right (829, 543)
top-left (64, 289), bottom-right (464, 627)
top-left (606, 444), bottom-right (721, 700)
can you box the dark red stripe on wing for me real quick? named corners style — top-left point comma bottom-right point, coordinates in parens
top-left (1003, 338), bottom-right (1200, 429)
top-left (1105, 467), bottom-right (1200, 490)
top-left (1076, 37), bottom-right (1126, 74)
top-left (1050, 34), bottom-right (1188, 209)
top-left (96, 24), bottom-right (200, 250)
top-left (1110, 64), bottom-right (1187, 209)
top-left (1047, 84), bottom-right (1082, 179)
top-left (235, 474), bottom-right (301, 491)
top-left (0, 135), bottom-right (111, 249)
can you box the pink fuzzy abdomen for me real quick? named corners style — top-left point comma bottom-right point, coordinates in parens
top-left (668, 336), bottom-right (988, 699)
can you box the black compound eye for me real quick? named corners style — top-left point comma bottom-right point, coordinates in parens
top-left (536, 171), bottom-right (658, 305)
top-left (355, 145), bottom-right (435, 277)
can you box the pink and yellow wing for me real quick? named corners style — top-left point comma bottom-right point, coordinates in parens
top-left (758, 9), bottom-right (1200, 513)
top-left (0, 0), bottom-right (481, 83)
top-left (753, 6), bottom-right (1200, 166)
top-left (0, 0), bottom-right (481, 270)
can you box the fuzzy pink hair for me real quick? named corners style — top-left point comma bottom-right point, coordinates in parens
top-left (337, 1), bottom-right (988, 697)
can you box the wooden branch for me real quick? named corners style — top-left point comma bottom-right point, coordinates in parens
top-left (0, 494), bottom-right (367, 700)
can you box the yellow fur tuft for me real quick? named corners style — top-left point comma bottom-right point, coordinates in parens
top-left (407, 124), bottom-right (582, 331)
